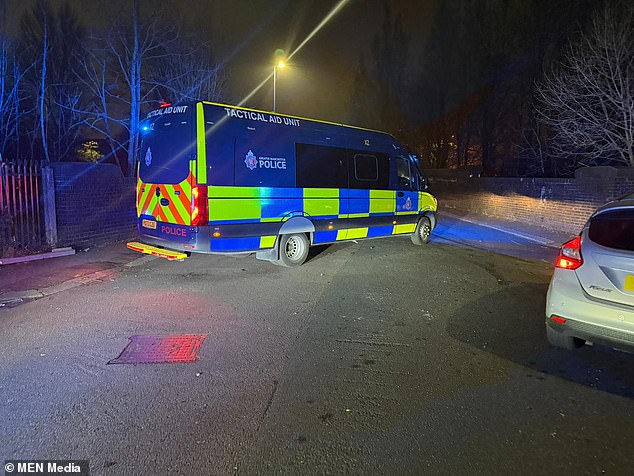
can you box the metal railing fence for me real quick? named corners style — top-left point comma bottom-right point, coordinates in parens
top-left (0, 158), bottom-right (45, 252)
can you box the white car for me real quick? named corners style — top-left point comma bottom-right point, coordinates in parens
top-left (546, 195), bottom-right (634, 351)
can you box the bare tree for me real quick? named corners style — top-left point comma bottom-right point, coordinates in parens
top-left (37, 0), bottom-right (50, 164)
top-left (536, 2), bottom-right (634, 170)
top-left (0, 37), bottom-right (30, 157)
top-left (73, 52), bottom-right (127, 170)
top-left (106, 0), bottom-right (179, 175)
top-left (18, 0), bottom-right (85, 163)
top-left (151, 41), bottom-right (227, 103)
top-left (71, 0), bottom-right (179, 175)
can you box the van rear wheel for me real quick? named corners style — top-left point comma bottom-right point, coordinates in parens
top-left (279, 233), bottom-right (309, 267)
top-left (411, 216), bottom-right (432, 245)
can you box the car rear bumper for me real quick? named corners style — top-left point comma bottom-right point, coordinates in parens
top-left (546, 316), bottom-right (634, 351)
top-left (546, 268), bottom-right (634, 350)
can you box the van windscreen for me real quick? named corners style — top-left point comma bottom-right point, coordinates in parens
top-left (139, 112), bottom-right (195, 184)
top-left (588, 209), bottom-right (634, 252)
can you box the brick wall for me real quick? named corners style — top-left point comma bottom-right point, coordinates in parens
top-left (427, 167), bottom-right (634, 235)
top-left (53, 162), bottom-right (137, 247)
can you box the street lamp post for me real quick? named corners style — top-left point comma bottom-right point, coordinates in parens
top-left (273, 60), bottom-right (285, 112)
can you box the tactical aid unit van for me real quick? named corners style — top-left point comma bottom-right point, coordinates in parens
top-left (127, 101), bottom-right (437, 267)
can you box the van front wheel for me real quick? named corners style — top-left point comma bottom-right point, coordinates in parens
top-left (279, 233), bottom-right (309, 267)
top-left (411, 216), bottom-right (432, 245)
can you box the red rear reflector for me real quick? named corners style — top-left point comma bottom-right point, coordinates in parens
top-left (127, 243), bottom-right (145, 253)
top-left (555, 236), bottom-right (583, 270)
top-left (551, 316), bottom-right (566, 324)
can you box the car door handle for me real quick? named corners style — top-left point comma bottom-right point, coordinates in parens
top-left (397, 192), bottom-right (404, 197)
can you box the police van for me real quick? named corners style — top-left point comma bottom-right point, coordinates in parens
top-left (127, 101), bottom-right (438, 266)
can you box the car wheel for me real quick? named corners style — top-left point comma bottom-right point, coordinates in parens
top-left (411, 216), bottom-right (432, 245)
top-left (546, 326), bottom-right (585, 350)
top-left (279, 233), bottom-right (309, 267)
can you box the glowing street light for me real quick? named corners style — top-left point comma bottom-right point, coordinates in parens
top-left (273, 49), bottom-right (286, 112)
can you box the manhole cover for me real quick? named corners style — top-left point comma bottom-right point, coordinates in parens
top-left (108, 334), bottom-right (207, 364)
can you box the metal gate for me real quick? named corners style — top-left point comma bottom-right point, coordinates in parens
top-left (0, 158), bottom-right (45, 253)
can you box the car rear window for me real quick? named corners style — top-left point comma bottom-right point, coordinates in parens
top-left (589, 209), bottom-right (634, 251)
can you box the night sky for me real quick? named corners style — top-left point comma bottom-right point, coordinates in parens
top-left (4, 0), bottom-right (434, 123)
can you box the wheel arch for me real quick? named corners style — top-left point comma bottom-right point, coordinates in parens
top-left (278, 216), bottom-right (315, 235)
top-left (256, 216), bottom-right (314, 262)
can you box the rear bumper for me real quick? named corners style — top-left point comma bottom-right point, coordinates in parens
top-left (137, 220), bottom-right (212, 253)
top-left (546, 268), bottom-right (634, 350)
top-left (546, 317), bottom-right (634, 351)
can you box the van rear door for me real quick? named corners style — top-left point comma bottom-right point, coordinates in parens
top-left (138, 106), bottom-right (196, 227)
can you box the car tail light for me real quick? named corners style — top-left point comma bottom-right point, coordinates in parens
top-left (191, 186), bottom-right (208, 226)
top-left (555, 236), bottom-right (583, 270)
top-left (550, 315), bottom-right (566, 324)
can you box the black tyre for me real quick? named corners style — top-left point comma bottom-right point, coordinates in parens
top-left (411, 216), bottom-right (432, 245)
top-left (279, 233), bottom-right (310, 267)
top-left (546, 326), bottom-right (585, 350)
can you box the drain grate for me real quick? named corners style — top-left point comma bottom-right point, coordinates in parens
top-left (108, 334), bottom-right (207, 364)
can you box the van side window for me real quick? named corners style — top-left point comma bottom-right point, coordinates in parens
top-left (395, 157), bottom-right (414, 190)
top-left (354, 154), bottom-right (378, 181)
top-left (296, 143), bottom-right (348, 188)
top-left (348, 152), bottom-right (390, 190)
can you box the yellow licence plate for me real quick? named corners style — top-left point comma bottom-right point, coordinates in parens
top-left (625, 275), bottom-right (634, 292)
top-left (142, 219), bottom-right (157, 230)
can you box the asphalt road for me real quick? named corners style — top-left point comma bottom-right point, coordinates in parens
top-left (1, 216), bottom-right (633, 475)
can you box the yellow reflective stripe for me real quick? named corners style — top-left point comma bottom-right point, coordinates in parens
top-left (336, 230), bottom-right (347, 240)
top-left (180, 175), bottom-right (192, 198)
top-left (370, 190), bottom-right (395, 214)
top-left (165, 187), bottom-right (189, 224)
top-left (347, 227), bottom-right (368, 239)
top-left (419, 192), bottom-right (437, 212)
top-left (139, 184), bottom-right (152, 213)
top-left (196, 103), bottom-right (207, 184)
top-left (161, 203), bottom-right (176, 223)
top-left (144, 194), bottom-right (158, 217)
top-left (303, 188), bottom-right (339, 216)
top-left (209, 198), bottom-right (261, 221)
top-left (303, 188), bottom-right (339, 198)
top-left (209, 186), bottom-right (261, 198)
top-left (136, 179), bottom-right (142, 216)
top-left (347, 213), bottom-right (369, 218)
top-left (260, 236), bottom-right (277, 248)
top-left (393, 224), bottom-right (416, 234)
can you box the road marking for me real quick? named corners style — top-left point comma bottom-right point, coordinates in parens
top-left (442, 212), bottom-right (557, 246)
top-left (336, 339), bottom-right (411, 347)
